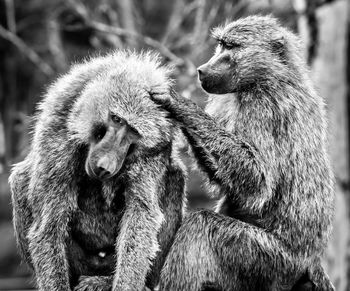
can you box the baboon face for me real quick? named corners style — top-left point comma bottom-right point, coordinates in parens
top-left (85, 113), bottom-right (140, 180)
top-left (68, 69), bottom-right (173, 181)
top-left (198, 16), bottom-right (290, 94)
top-left (197, 43), bottom-right (238, 94)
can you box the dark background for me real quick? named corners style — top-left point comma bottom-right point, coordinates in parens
top-left (0, 0), bottom-right (349, 290)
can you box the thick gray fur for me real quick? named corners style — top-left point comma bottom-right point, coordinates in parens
top-left (152, 15), bottom-right (335, 291)
top-left (9, 51), bottom-right (186, 291)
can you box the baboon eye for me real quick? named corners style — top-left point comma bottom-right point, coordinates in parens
top-left (111, 114), bottom-right (124, 125)
top-left (219, 40), bottom-right (240, 50)
top-left (93, 124), bottom-right (107, 141)
top-left (225, 43), bottom-right (240, 49)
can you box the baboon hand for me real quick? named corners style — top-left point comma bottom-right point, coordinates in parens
top-left (150, 89), bottom-right (200, 128)
top-left (150, 88), bottom-right (181, 108)
top-left (74, 276), bottom-right (112, 291)
top-left (150, 93), bottom-right (172, 108)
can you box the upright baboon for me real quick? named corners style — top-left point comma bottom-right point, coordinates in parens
top-left (152, 16), bottom-right (335, 291)
top-left (9, 51), bottom-right (186, 291)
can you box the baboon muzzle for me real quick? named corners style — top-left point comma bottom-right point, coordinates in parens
top-left (86, 126), bottom-right (132, 180)
top-left (197, 58), bottom-right (235, 94)
top-left (197, 64), bottom-right (210, 81)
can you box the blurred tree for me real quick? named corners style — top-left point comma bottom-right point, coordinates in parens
top-left (294, 0), bottom-right (350, 290)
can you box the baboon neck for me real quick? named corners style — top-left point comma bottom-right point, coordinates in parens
top-left (205, 93), bottom-right (239, 132)
top-left (237, 75), bottom-right (321, 117)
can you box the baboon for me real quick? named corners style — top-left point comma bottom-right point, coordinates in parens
top-left (151, 16), bottom-right (335, 290)
top-left (9, 51), bottom-right (186, 291)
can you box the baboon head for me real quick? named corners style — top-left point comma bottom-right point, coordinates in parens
top-left (68, 52), bottom-right (174, 180)
top-left (197, 15), bottom-right (302, 94)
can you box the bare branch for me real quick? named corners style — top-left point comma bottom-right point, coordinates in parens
top-left (193, 0), bottom-right (206, 42)
top-left (117, 0), bottom-right (137, 48)
top-left (47, 15), bottom-right (68, 72)
top-left (89, 21), bottom-right (186, 66)
top-left (5, 0), bottom-right (16, 33)
top-left (161, 0), bottom-right (200, 45)
top-left (207, 3), bottom-right (221, 29)
top-left (160, 0), bottom-right (185, 44)
top-left (0, 25), bottom-right (54, 76)
top-left (66, 0), bottom-right (189, 67)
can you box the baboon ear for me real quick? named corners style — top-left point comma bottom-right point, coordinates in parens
top-left (270, 35), bottom-right (286, 52)
top-left (270, 35), bottom-right (288, 61)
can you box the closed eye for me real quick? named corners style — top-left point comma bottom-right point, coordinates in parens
top-left (110, 113), bottom-right (125, 125)
top-left (219, 40), bottom-right (240, 50)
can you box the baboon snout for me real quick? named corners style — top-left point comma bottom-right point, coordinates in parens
top-left (86, 117), bottom-right (140, 180)
top-left (96, 156), bottom-right (117, 179)
top-left (86, 152), bottom-right (125, 180)
top-left (197, 65), bottom-right (210, 81)
top-left (197, 59), bottom-right (235, 94)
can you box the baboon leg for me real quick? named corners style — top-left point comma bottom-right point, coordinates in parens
top-left (310, 260), bottom-right (335, 291)
top-left (292, 273), bottom-right (315, 291)
top-left (291, 258), bottom-right (334, 291)
top-left (159, 211), bottom-right (223, 291)
top-left (159, 209), bottom-right (299, 291)
top-left (74, 276), bottom-right (112, 291)
top-left (74, 276), bottom-right (154, 291)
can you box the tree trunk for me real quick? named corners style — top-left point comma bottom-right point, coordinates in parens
top-left (295, 0), bottom-right (350, 290)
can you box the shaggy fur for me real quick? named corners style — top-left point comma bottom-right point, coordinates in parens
top-left (9, 51), bottom-right (186, 291)
top-left (152, 16), bottom-right (335, 291)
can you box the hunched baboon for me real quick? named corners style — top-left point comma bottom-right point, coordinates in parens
top-left (151, 15), bottom-right (335, 291)
top-left (9, 51), bottom-right (186, 291)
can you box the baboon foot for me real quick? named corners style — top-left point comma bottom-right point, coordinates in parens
top-left (74, 276), bottom-right (111, 291)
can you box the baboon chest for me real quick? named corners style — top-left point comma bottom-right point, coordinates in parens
top-left (68, 176), bottom-right (126, 277)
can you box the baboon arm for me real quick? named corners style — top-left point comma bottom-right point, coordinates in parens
top-left (9, 158), bottom-right (33, 264)
top-left (26, 144), bottom-right (77, 291)
top-left (152, 93), bottom-right (274, 200)
top-left (28, 205), bottom-right (71, 291)
top-left (112, 158), bottom-right (165, 291)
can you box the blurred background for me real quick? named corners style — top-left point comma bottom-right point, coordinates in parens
top-left (0, 0), bottom-right (349, 290)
